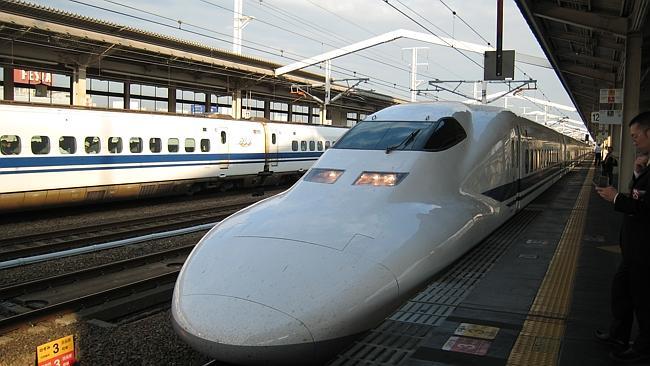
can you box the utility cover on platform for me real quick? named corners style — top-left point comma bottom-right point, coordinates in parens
top-left (484, 50), bottom-right (515, 80)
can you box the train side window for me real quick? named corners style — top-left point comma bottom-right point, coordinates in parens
top-left (325, 141), bottom-right (331, 150)
top-left (84, 137), bottom-right (100, 154)
top-left (185, 138), bottom-right (196, 153)
top-left (309, 141), bottom-right (315, 151)
top-left (31, 135), bottom-right (50, 155)
top-left (200, 139), bottom-right (210, 152)
top-left (423, 118), bottom-right (467, 151)
top-left (59, 136), bottom-right (76, 154)
top-left (1, 135), bottom-right (21, 155)
top-left (130, 138), bottom-right (143, 153)
top-left (108, 137), bottom-right (123, 153)
top-left (272, 133), bottom-right (276, 144)
top-left (300, 141), bottom-right (307, 151)
top-left (317, 141), bottom-right (323, 151)
top-left (292, 140), bottom-right (298, 151)
top-left (220, 131), bottom-right (227, 144)
top-left (168, 138), bottom-right (179, 153)
top-left (149, 138), bottom-right (162, 153)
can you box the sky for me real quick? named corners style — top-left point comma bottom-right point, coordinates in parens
top-left (27, 0), bottom-right (587, 136)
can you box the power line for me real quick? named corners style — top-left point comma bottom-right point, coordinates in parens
top-left (63, 0), bottom-right (425, 100)
top-left (379, 0), bottom-right (484, 70)
top-left (436, 0), bottom-right (492, 46)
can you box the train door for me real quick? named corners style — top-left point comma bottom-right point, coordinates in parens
top-left (265, 125), bottom-right (279, 168)
top-left (217, 127), bottom-right (229, 170)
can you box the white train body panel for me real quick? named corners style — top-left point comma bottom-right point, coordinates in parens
top-left (173, 102), bottom-right (588, 364)
top-left (0, 104), bottom-right (345, 211)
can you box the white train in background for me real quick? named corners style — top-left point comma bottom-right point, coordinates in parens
top-left (0, 103), bottom-right (346, 212)
top-left (172, 102), bottom-right (589, 365)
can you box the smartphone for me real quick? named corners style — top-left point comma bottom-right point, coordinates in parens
top-left (593, 175), bottom-right (609, 188)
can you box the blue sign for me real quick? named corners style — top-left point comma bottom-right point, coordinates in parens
top-left (191, 104), bottom-right (205, 114)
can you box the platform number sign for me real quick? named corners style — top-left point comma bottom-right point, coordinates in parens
top-left (36, 335), bottom-right (76, 366)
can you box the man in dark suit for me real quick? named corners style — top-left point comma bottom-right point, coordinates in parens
top-left (596, 111), bottom-right (650, 363)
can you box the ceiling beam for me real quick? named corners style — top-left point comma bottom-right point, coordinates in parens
top-left (557, 52), bottom-right (620, 67)
top-left (561, 63), bottom-right (617, 83)
top-left (548, 33), bottom-right (624, 52)
top-left (533, 2), bottom-right (628, 37)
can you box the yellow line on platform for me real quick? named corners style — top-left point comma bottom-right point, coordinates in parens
top-left (506, 167), bottom-right (594, 366)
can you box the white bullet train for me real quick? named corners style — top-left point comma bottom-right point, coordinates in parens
top-left (0, 103), bottom-right (345, 212)
top-left (171, 102), bottom-right (588, 364)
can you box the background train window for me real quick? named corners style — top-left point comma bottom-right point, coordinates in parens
top-left (31, 135), bottom-right (50, 155)
top-left (84, 137), bottom-right (100, 154)
top-left (200, 139), bottom-right (210, 152)
top-left (220, 131), bottom-right (227, 144)
top-left (149, 138), bottom-right (161, 153)
top-left (309, 141), bottom-right (315, 151)
top-left (59, 136), bottom-right (76, 154)
top-left (272, 133), bottom-right (276, 144)
top-left (317, 141), bottom-right (323, 151)
top-left (1, 135), bottom-right (21, 155)
top-left (325, 141), bottom-right (331, 149)
top-left (168, 138), bottom-right (179, 153)
top-left (130, 137), bottom-right (143, 153)
top-left (185, 138), bottom-right (196, 153)
top-left (108, 137), bottom-right (122, 153)
top-left (423, 118), bottom-right (467, 151)
top-left (300, 141), bottom-right (307, 151)
top-left (292, 140), bottom-right (298, 151)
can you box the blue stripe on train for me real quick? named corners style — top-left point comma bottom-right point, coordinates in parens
top-left (0, 152), bottom-right (323, 168)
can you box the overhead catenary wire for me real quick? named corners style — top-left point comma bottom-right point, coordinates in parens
top-left (63, 0), bottom-right (432, 101)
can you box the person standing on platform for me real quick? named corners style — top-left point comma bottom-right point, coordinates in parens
top-left (594, 143), bottom-right (603, 166)
top-left (595, 111), bottom-right (650, 364)
top-left (601, 147), bottom-right (618, 186)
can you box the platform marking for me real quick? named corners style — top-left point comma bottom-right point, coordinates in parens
top-left (506, 168), bottom-right (594, 366)
top-left (597, 245), bottom-right (621, 254)
top-left (442, 336), bottom-right (491, 356)
top-left (453, 323), bottom-right (500, 340)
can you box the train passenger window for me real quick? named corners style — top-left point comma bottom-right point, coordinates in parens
top-left (301, 141), bottom-right (307, 151)
top-left (325, 141), bottom-right (331, 149)
top-left (200, 139), bottom-right (210, 152)
top-left (272, 133), bottom-right (276, 144)
top-left (292, 140), bottom-right (298, 151)
top-left (108, 137), bottom-right (123, 154)
top-left (423, 118), bottom-right (467, 151)
top-left (168, 138), bottom-right (179, 153)
top-left (317, 141), bottom-right (323, 151)
top-left (149, 138), bottom-right (162, 153)
top-left (220, 131), bottom-right (227, 144)
top-left (185, 138), bottom-right (196, 153)
top-left (31, 136), bottom-right (50, 155)
top-left (1, 135), bottom-right (21, 155)
top-left (309, 141), bottom-right (315, 151)
top-left (85, 137), bottom-right (100, 154)
top-left (59, 136), bottom-right (76, 154)
top-left (130, 138), bottom-right (143, 153)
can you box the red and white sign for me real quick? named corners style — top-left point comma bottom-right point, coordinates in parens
top-left (442, 336), bottom-right (491, 356)
top-left (36, 335), bottom-right (76, 366)
top-left (14, 69), bottom-right (52, 86)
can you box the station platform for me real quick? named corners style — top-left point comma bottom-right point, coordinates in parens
top-left (328, 162), bottom-right (630, 366)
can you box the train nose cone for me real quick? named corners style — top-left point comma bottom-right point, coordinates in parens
top-left (172, 294), bottom-right (314, 364)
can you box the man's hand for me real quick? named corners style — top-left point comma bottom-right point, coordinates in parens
top-left (596, 186), bottom-right (618, 202)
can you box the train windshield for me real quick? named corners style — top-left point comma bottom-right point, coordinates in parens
top-left (334, 121), bottom-right (435, 151)
top-left (334, 118), bottom-right (467, 152)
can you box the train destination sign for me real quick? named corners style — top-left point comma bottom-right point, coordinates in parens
top-left (36, 335), bottom-right (76, 366)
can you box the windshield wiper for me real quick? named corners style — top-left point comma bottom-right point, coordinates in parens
top-left (386, 129), bottom-right (421, 154)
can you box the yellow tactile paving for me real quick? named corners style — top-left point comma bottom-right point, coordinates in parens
top-left (506, 167), bottom-right (594, 366)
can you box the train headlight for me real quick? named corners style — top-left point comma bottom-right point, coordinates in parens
top-left (304, 168), bottom-right (345, 184)
top-left (353, 172), bottom-right (408, 186)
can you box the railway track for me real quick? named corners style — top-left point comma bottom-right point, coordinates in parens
top-left (0, 201), bottom-right (255, 262)
top-left (0, 245), bottom-right (193, 333)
